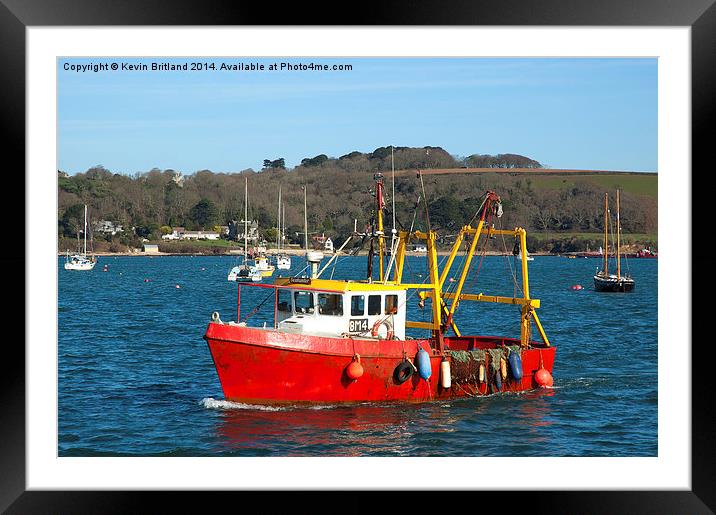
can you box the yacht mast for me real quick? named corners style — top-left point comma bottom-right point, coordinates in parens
top-left (303, 185), bottom-right (308, 253)
top-left (244, 177), bottom-right (248, 260)
top-left (83, 204), bottom-right (88, 256)
top-left (276, 185), bottom-right (282, 252)
top-left (603, 193), bottom-right (609, 275)
top-left (616, 189), bottom-right (621, 278)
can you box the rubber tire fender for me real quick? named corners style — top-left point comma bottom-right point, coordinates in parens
top-left (393, 360), bottom-right (414, 385)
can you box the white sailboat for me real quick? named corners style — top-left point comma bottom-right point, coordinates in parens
top-left (228, 178), bottom-right (262, 282)
top-left (64, 205), bottom-right (97, 271)
top-left (274, 186), bottom-right (291, 270)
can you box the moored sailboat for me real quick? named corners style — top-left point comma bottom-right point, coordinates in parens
top-left (204, 172), bottom-right (556, 404)
top-left (64, 205), bottom-right (97, 271)
top-left (273, 186), bottom-right (291, 270)
top-left (228, 177), bottom-right (262, 283)
top-left (593, 190), bottom-right (634, 292)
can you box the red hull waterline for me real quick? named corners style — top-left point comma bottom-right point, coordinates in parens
top-left (204, 323), bottom-right (556, 404)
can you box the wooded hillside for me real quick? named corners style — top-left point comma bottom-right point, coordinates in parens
top-left (58, 146), bottom-right (657, 253)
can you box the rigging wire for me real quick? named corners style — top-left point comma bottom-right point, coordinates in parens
top-left (497, 215), bottom-right (523, 298)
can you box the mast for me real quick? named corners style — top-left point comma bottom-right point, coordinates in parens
top-left (303, 185), bottom-right (308, 253)
top-left (375, 173), bottom-right (385, 281)
top-left (244, 177), bottom-right (248, 260)
top-left (83, 204), bottom-right (88, 256)
top-left (391, 146), bottom-right (396, 251)
top-left (603, 193), bottom-right (609, 275)
top-left (276, 185), bottom-right (282, 252)
top-left (616, 189), bottom-right (621, 278)
top-left (282, 203), bottom-right (286, 254)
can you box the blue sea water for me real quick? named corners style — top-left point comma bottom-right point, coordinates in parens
top-left (58, 254), bottom-right (657, 457)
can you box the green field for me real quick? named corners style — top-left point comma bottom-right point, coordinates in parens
top-left (531, 174), bottom-right (657, 198)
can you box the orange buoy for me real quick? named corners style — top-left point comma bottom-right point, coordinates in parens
top-left (535, 368), bottom-right (553, 387)
top-left (570, 284), bottom-right (583, 290)
top-left (346, 354), bottom-right (364, 380)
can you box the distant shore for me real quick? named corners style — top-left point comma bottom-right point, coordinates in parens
top-left (60, 249), bottom-right (559, 258)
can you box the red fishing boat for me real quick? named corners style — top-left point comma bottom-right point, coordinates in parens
top-left (204, 173), bottom-right (556, 404)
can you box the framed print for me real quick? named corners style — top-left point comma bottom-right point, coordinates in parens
top-left (3, 0), bottom-right (714, 512)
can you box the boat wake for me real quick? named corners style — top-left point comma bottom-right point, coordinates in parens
top-left (201, 397), bottom-right (364, 411)
top-left (201, 397), bottom-right (284, 412)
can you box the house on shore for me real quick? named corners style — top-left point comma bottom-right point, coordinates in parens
top-left (161, 227), bottom-right (220, 241)
top-left (95, 220), bottom-right (124, 236)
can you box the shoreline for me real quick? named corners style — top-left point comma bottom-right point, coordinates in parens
top-left (61, 250), bottom-right (560, 258)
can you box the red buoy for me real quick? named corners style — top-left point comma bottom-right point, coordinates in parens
top-left (570, 284), bottom-right (583, 290)
top-left (535, 368), bottom-right (553, 388)
top-left (346, 355), bottom-right (364, 380)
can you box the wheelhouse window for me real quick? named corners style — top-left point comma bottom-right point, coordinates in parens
top-left (350, 295), bottom-right (365, 316)
top-left (385, 295), bottom-right (398, 314)
top-left (277, 289), bottom-right (292, 314)
top-left (318, 293), bottom-right (343, 316)
top-left (294, 291), bottom-right (315, 314)
top-left (368, 295), bottom-right (382, 316)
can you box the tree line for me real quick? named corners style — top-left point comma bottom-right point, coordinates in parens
top-left (58, 146), bottom-right (656, 253)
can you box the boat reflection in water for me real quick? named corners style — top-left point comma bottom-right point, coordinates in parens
top-left (207, 389), bottom-right (557, 456)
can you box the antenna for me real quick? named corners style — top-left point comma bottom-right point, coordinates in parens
top-left (276, 185), bottom-right (281, 251)
top-left (391, 145), bottom-right (396, 231)
top-left (303, 185), bottom-right (309, 252)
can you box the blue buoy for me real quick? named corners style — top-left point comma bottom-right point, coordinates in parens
top-left (415, 348), bottom-right (432, 380)
top-left (494, 369), bottom-right (502, 391)
top-left (508, 351), bottom-right (523, 380)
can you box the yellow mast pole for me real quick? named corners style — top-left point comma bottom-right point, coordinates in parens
top-left (603, 193), bottom-right (609, 275)
top-left (426, 231), bottom-right (443, 348)
top-left (518, 228), bottom-right (530, 299)
top-left (438, 230), bottom-right (465, 288)
top-left (518, 227), bottom-right (532, 347)
top-left (447, 218), bottom-right (486, 322)
top-left (394, 231), bottom-right (408, 283)
top-left (616, 189), bottom-right (621, 278)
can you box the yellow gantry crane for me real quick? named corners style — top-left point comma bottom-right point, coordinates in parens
top-left (369, 183), bottom-right (550, 354)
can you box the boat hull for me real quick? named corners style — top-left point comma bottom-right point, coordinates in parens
top-left (593, 275), bottom-right (635, 292)
top-left (64, 260), bottom-right (96, 271)
top-left (204, 323), bottom-right (556, 404)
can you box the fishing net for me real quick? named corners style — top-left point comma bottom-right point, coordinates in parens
top-left (487, 348), bottom-right (504, 373)
top-left (448, 349), bottom-right (486, 383)
top-left (506, 345), bottom-right (521, 359)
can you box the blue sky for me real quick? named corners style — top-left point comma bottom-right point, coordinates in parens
top-left (58, 57), bottom-right (657, 174)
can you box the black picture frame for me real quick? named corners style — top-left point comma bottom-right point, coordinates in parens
top-left (3, 0), bottom-right (713, 512)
